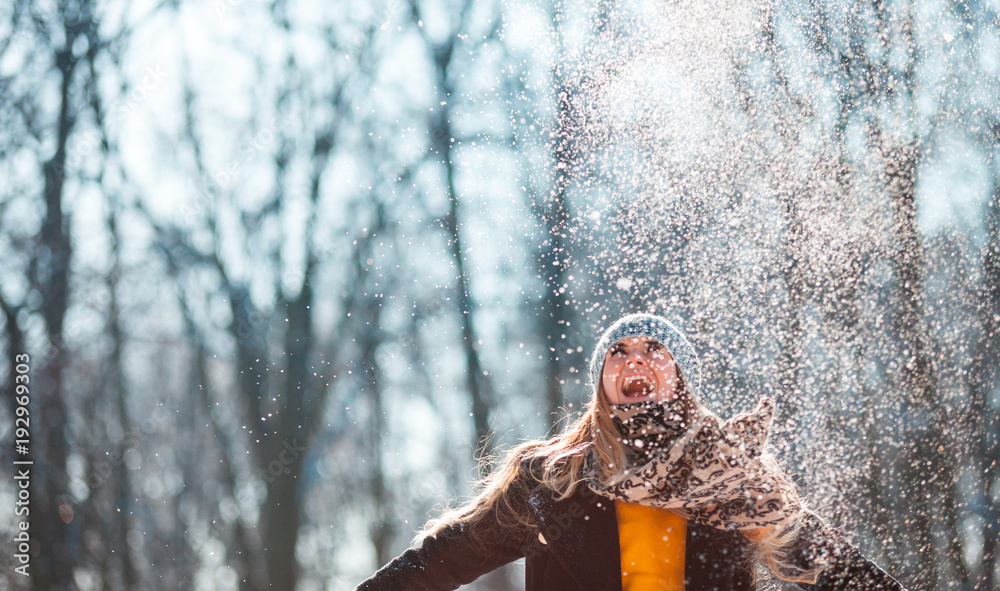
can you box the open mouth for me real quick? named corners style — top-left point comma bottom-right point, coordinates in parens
top-left (621, 375), bottom-right (655, 399)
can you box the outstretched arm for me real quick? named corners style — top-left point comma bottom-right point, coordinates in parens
top-left (803, 536), bottom-right (907, 591)
top-left (354, 518), bottom-right (528, 591)
top-left (354, 466), bottom-right (538, 591)
top-left (785, 519), bottom-right (907, 591)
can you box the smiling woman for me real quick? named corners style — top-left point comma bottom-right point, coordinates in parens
top-left (354, 313), bottom-right (909, 591)
top-left (602, 337), bottom-right (680, 403)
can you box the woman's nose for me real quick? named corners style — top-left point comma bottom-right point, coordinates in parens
top-left (626, 352), bottom-right (647, 366)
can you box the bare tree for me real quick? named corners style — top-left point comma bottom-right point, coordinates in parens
top-left (409, 0), bottom-right (500, 454)
top-left (7, 2), bottom-right (105, 588)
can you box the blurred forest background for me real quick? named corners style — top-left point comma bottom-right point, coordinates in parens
top-left (1, 0), bottom-right (998, 589)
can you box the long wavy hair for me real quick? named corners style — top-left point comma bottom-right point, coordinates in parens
top-left (418, 372), bottom-right (823, 584)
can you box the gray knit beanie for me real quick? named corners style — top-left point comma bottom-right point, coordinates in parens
top-left (588, 313), bottom-right (701, 399)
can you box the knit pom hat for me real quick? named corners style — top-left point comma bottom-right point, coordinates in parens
top-left (589, 313), bottom-right (701, 399)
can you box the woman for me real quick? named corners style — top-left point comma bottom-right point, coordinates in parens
top-left (356, 313), bottom-right (907, 591)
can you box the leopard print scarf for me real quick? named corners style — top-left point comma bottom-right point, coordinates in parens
top-left (588, 396), bottom-right (802, 531)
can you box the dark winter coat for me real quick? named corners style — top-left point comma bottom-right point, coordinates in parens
top-left (355, 478), bottom-right (907, 591)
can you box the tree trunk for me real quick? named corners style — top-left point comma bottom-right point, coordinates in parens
top-left (538, 73), bottom-right (577, 427)
top-left (882, 141), bottom-right (967, 587)
top-left (967, 184), bottom-right (1000, 590)
top-left (776, 191), bottom-right (807, 433)
top-left (429, 52), bottom-right (494, 456)
top-left (418, 6), bottom-right (511, 587)
top-left (1, 297), bottom-right (25, 426)
top-left (32, 33), bottom-right (79, 591)
top-left (261, 268), bottom-right (313, 590)
top-left (360, 278), bottom-right (392, 565)
top-left (107, 207), bottom-right (139, 590)
top-left (193, 339), bottom-right (266, 591)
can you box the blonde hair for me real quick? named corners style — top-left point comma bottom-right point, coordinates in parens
top-left (418, 379), bottom-right (626, 543)
top-left (417, 374), bottom-right (823, 584)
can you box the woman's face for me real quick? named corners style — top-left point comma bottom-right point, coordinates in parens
top-left (601, 336), bottom-right (679, 404)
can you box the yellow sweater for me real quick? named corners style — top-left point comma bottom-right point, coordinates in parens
top-left (615, 501), bottom-right (687, 591)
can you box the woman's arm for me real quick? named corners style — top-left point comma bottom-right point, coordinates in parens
top-left (788, 522), bottom-right (907, 591)
top-left (354, 466), bottom-right (538, 591)
top-left (354, 518), bottom-right (528, 591)
top-left (804, 539), bottom-right (907, 591)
